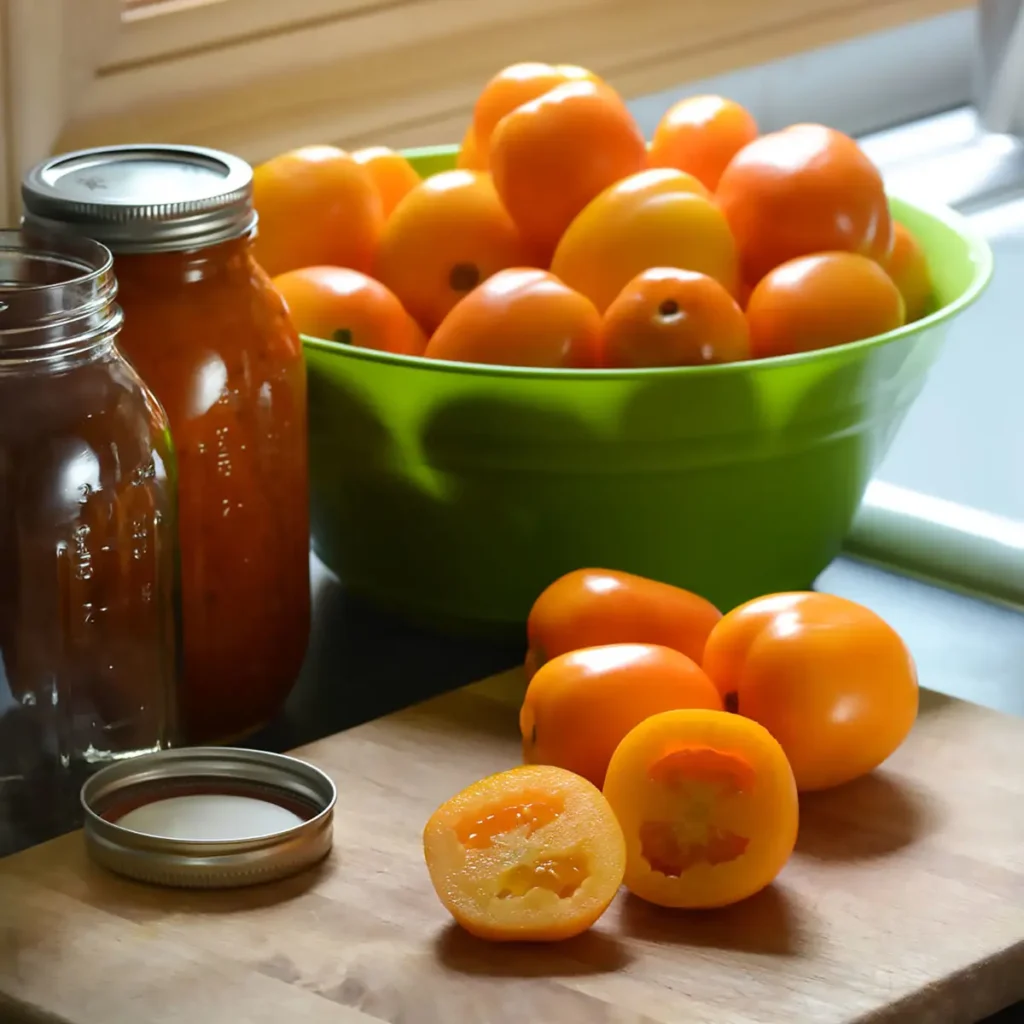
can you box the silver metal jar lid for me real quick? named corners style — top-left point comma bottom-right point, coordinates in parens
top-left (22, 145), bottom-right (256, 254)
top-left (81, 747), bottom-right (336, 889)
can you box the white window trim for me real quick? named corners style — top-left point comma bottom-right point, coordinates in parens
top-left (2, 0), bottom-right (973, 224)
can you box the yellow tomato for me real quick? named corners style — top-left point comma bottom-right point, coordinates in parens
top-left (552, 176), bottom-right (739, 312)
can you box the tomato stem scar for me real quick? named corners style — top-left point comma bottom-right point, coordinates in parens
top-left (449, 262), bottom-right (481, 292)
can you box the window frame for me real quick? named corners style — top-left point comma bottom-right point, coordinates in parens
top-left (2, 0), bottom-right (972, 224)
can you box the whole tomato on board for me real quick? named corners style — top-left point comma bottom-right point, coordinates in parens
top-left (423, 764), bottom-right (625, 941)
top-left (649, 95), bottom-right (758, 191)
top-left (374, 170), bottom-right (530, 335)
top-left (520, 642), bottom-right (722, 788)
top-left (253, 145), bottom-right (383, 277)
top-left (424, 268), bottom-right (602, 368)
top-left (702, 592), bottom-right (919, 791)
top-left (490, 79), bottom-right (648, 258)
top-left (552, 182), bottom-right (739, 312)
top-left (272, 266), bottom-right (426, 356)
top-left (603, 708), bottom-right (798, 908)
top-left (601, 267), bottom-right (749, 367)
top-left (716, 124), bottom-right (893, 287)
top-left (745, 251), bottom-right (905, 358)
top-left (527, 568), bottom-right (723, 676)
top-left (473, 62), bottom-right (600, 155)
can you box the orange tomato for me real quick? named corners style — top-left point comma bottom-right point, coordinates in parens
top-left (351, 146), bottom-right (422, 219)
top-left (601, 267), bottom-right (749, 367)
top-left (603, 709), bottom-right (798, 908)
top-left (490, 80), bottom-right (648, 258)
top-left (745, 252), bottom-right (905, 358)
top-left (456, 124), bottom-right (488, 171)
top-left (716, 124), bottom-right (893, 286)
top-left (473, 62), bottom-right (599, 155)
top-left (272, 266), bottom-right (425, 356)
top-left (374, 170), bottom-right (531, 334)
top-left (424, 268), bottom-right (601, 368)
top-left (423, 764), bottom-right (626, 941)
top-left (702, 592), bottom-right (919, 791)
top-left (551, 183), bottom-right (739, 312)
top-left (884, 222), bottom-right (933, 322)
top-left (520, 643), bottom-right (723, 788)
top-left (253, 145), bottom-right (383, 277)
top-left (527, 568), bottom-right (722, 672)
top-left (649, 95), bottom-right (758, 190)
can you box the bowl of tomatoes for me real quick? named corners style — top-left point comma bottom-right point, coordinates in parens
top-left (260, 66), bottom-right (992, 630)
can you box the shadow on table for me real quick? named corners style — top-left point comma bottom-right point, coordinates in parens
top-left (795, 770), bottom-right (940, 862)
top-left (434, 921), bottom-right (633, 976)
top-left (618, 884), bottom-right (808, 957)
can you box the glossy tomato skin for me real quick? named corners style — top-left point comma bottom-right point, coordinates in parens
top-left (702, 592), bottom-right (919, 791)
top-left (424, 268), bottom-right (602, 368)
top-left (649, 95), bottom-right (758, 191)
top-left (745, 251), bottom-right (905, 358)
top-left (601, 267), bottom-right (749, 367)
top-left (456, 124), bottom-right (488, 170)
top-left (272, 266), bottom-right (425, 355)
top-left (490, 80), bottom-right (648, 258)
top-left (884, 222), bottom-right (933, 323)
top-left (351, 146), bottom-right (422, 219)
top-left (603, 708), bottom-right (798, 908)
top-left (253, 145), bottom-right (383, 277)
top-left (716, 124), bottom-right (893, 287)
top-left (527, 568), bottom-right (723, 671)
top-left (552, 181), bottom-right (739, 313)
top-left (473, 62), bottom-right (599, 155)
top-left (374, 170), bottom-right (530, 334)
top-left (520, 643), bottom-right (723, 788)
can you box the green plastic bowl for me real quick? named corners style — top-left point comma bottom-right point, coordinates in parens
top-left (304, 145), bottom-right (992, 630)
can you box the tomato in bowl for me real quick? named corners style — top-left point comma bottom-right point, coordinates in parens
top-left (302, 145), bottom-right (991, 631)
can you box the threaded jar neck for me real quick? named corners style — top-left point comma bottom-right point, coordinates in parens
top-left (0, 229), bottom-right (122, 366)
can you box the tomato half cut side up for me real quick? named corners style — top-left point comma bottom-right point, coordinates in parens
top-left (603, 709), bottom-right (798, 909)
top-left (423, 764), bottom-right (626, 941)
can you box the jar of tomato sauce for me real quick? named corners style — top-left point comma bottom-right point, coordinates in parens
top-left (23, 146), bottom-right (311, 744)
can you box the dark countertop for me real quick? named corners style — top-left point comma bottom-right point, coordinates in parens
top-left (250, 556), bottom-right (524, 753)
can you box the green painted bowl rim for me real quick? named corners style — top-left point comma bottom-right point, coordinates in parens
top-left (302, 144), bottom-right (994, 380)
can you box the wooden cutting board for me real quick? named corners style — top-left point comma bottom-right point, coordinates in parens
top-left (1, 673), bottom-right (1022, 1024)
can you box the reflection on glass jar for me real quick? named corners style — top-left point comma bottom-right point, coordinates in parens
top-left (23, 146), bottom-right (311, 744)
top-left (0, 229), bottom-right (179, 856)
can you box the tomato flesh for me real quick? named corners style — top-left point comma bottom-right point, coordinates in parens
top-left (423, 764), bottom-right (626, 941)
top-left (455, 795), bottom-right (562, 849)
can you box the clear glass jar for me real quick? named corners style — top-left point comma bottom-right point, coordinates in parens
top-left (24, 146), bottom-right (311, 745)
top-left (0, 229), bottom-right (179, 857)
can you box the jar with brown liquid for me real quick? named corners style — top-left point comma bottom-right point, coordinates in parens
top-left (0, 230), bottom-right (179, 856)
top-left (23, 146), bottom-right (311, 744)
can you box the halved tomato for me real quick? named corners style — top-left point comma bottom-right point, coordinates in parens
top-left (423, 764), bottom-right (626, 941)
top-left (603, 709), bottom-right (798, 908)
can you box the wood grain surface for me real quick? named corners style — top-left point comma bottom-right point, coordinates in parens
top-left (1, 674), bottom-right (1022, 1024)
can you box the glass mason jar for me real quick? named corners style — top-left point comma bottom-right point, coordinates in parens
top-left (0, 229), bottom-right (178, 857)
top-left (23, 146), bottom-right (311, 745)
